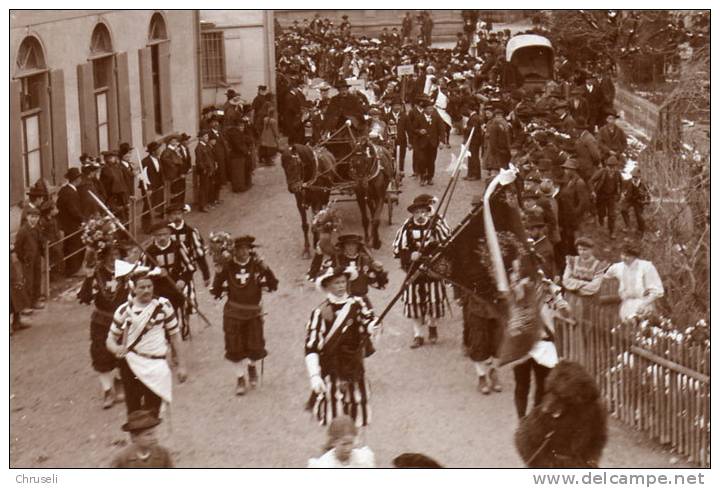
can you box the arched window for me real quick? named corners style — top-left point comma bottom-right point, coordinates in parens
top-left (16, 36), bottom-right (46, 74)
top-left (15, 36), bottom-right (49, 188)
top-left (149, 13), bottom-right (168, 42)
top-left (90, 23), bottom-right (113, 55)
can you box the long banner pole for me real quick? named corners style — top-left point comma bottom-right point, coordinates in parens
top-left (87, 190), bottom-right (213, 329)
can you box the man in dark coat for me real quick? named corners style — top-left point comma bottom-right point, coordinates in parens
top-left (555, 160), bottom-right (592, 263)
top-left (597, 112), bottom-right (627, 160)
top-left (582, 78), bottom-right (605, 132)
top-left (118, 142), bottom-right (137, 204)
top-left (100, 151), bottom-right (130, 222)
top-left (56, 167), bottom-right (85, 277)
top-left (323, 79), bottom-right (367, 134)
top-left (590, 156), bottom-right (623, 238)
top-left (568, 88), bottom-right (590, 129)
top-left (160, 134), bottom-right (186, 205)
top-left (225, 119), bottom-right (254, 192)
top-left (209, 116), bottom-right (228, 194)
top-left (284, 81), bottom-right (307, 145)
top-left (251, 85), bottom-right (269, 141)
top-left (401, 12), bottom-right (413, 39)
top-left (382, 96), bottom-right (410, 179)
top-left (483, 107), bottom-right (512, 176)
top-left (463, 102), bottom-right (483, 180)
top-left (194, 130), bottom-right (216, 212)
top-left (140, 141), bottom-right (166, 232)
top-left (177, 133), bottom-right (193, 204)
top-left (574, 128), bottom-right (603, 183)
top-left (77, 160), bottom-right (105, 219)
top-left (411, 99), bottom-right (444, 186)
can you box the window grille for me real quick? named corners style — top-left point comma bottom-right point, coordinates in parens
top-left (201, 31), bottom-right (226, 87)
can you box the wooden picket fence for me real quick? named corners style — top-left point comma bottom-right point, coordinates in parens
top-left (554, 280), bottom-right (710, 467)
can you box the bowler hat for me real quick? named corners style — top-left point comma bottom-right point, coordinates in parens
top-left (122, 410), bottom-right (162, 433)
top-left (146, 141), bottom-right (161, 153)
top-left (258, 85), bottom-right (268, 91)
top-left (64, 167), bottom-right (82, 181)
top-left (180, 133), bottom-right (192, 142)
top-left (538, 180), bottom-right (555, 197)
top-left (79, 152), bottom-right (93, 164)
top-left (234, 235), bottom-right (257, 249)
top-left (335, 79), bottom-right (350, 89)
top-left (407, 201), bottom-right (432, 213)
top-left (27, 186), bottom-right (47, 198)
top-left (118, 142), bottom-right (133, 157)
top-left (164, 133), bottom-right (180, 144)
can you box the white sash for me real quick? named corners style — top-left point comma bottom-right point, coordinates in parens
top-left (321, 299), bottom-right (354, 351)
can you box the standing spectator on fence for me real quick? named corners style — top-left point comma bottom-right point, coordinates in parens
top-left (178, 133), bottom-right (193, 204)
top-left (620, 167), bottom-right (650, 237)
top-left (14, 207), bottom-right (45, 310)
top-left (421, 11), bottom-right (434, 46)
top-left (161, 134), bottom-right (186, 206)
top-left (56, 167), bottom-right (85, 277)
top-left (194, 130), bottom-right (215, 213)
top-left (562, 237), bottom-right (607, 327)
top-left (100, 150), bottom-right (130, 223)
top-left (140, 141), bottom-right (166, 232)
top-left (119, 143), bottom-right (139, 203)
top-left (603, 240), bottom-right (664, 320)
top-left (401, 12), bottom-right (413, 40)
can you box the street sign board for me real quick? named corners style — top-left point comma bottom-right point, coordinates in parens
top-left (397, 64), bottom-right (414, 76)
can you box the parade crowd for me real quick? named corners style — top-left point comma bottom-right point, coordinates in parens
top-left (10, 11), bottom-right (670, 468)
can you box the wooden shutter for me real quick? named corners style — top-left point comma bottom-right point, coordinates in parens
top-left (107, 55), bottom-right (120, 149)
top-left (77, 62), bottom-right (98, 155)
top-left (49, 69), bottom-right (68, 184)
top-left (38, 71), bottom-right (52, 181)
top-left (115, 52), bottom-right (132, 146)
top-left (158, 41), bottom-right (173, 135)
top-left (10, 80), bottom-right (24, 204)
top-left (138, 46), bottom-right (155, 145)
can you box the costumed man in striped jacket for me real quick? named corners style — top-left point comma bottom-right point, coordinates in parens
top-left (78, 242), bottom-right (129, 409)
top-left (167, 203), bottom-right (211, 337)
top-left (392, 198), bottom-right (450, 349)
top-left (105, 269), bottom-right (188, 418)
top-left (305, 267), bottom-right (380, 428)
top-left (211, 235), bottom-right (278, 396)
top-left (142, 221), bottom-right (195, 339)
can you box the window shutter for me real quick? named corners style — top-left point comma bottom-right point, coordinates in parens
top-left (77, 62), bottom-right (98, 155)
top-left (38, 72), bottom-right (52, 182)
top-left (50, 69), bottom-right (68, 185)
top-left (115, 52), bottom-right (132, 146)
top-left (138, 46), bottom-right (155, 145)
top-left (10, 80), bottom-right (24, 204)
top-left (158, 41), bottom-right (173, 135)
top-left (107, 56), bottom-right (120, 150)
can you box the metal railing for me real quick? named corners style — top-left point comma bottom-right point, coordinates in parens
top-left (554, 285), bottom-right (710, 467)
top-left (41, 172), bottom-right (195, 296)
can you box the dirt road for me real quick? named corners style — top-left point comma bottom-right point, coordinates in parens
top-left (9, 132), bottom-right (688, 468)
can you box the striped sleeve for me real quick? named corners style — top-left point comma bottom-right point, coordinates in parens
top-left (109, 302), bottom-right (129, 339)
top-left (191, 228), bottom-right (206, 257)
top-left (356, 296), bottom-right (376, 327)
top-left (161, 299), bottom-right (180, 336)
top-left (304, 307), bottom-right (323, 354)
top-left (392, 218), bottom-right (410, 257)
top-left (178, 244), bottom-right (196, 274)
top-left (436, 218), bottom-right (451, 241)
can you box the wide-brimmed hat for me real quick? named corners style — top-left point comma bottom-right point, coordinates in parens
top-left (179, 133), bottom-right (192, 142)
top-left (336, 234), bottom-right (363, 247)
top-left (407, 201), bottom-right (432, 213)
top-left (64, 167), bottom-right (82, 181)
top-left (538, 180), bottom-right (555, 197)
top-left (234, 235), bottom-right (257, 249)
top-left (315, 266), bottom-right (358, 292)
top-left (122, 410), bottom-right (162, 433)
top-left (146, 141), bottom-right (161, 153)
top-left (118, 142), bottom-right (133, 156)
top-left (335, 79), bottom-right (350, 89)
top-left (27, 182), bottom-right (48, 198)
top-left (164, 133), bottom-right (180, 144)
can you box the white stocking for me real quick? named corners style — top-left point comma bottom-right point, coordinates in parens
top-left (235, 359), bottom-right (248, 378)
top-left (412, 318), bottom-right (425, 338)
top-left (98, 371), bottom-right (114, 392)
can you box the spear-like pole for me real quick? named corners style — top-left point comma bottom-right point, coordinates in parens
top-left (87, 190), bottom-right (213, 329)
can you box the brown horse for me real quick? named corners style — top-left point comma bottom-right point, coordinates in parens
top-left (280, 143), bottom-right (332, 258)
top-left (281, 135), bottom-right (396, 253)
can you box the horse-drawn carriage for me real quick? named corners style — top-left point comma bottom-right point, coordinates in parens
top-left (281, 104), bottom-right (401, 257)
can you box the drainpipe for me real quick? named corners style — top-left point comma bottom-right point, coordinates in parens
top-left (193, 10), bottom-right (203, 132)
top-left (265, 10), bottom-right (277, 115)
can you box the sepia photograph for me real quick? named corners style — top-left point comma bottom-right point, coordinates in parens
top-left (7, 5), bottom-right (711, 474)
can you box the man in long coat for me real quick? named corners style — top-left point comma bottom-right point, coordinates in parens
top-left (56, 167), bottom-right (85, 276)
top-left (483, 107), bottom-right (512, 176)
